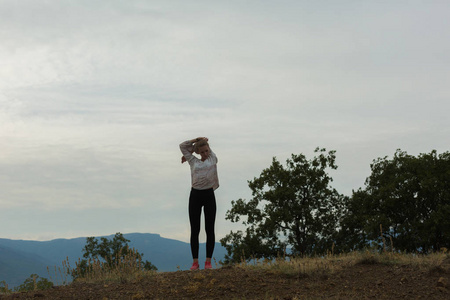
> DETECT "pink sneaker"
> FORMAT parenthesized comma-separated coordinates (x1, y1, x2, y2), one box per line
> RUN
(190, 262, 199, 270)
(205, 261, 212, 269)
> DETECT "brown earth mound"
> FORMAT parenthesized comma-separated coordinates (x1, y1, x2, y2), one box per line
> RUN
(1, 263, 449, 299)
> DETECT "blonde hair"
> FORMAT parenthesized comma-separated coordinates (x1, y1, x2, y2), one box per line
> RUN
(193, 140, 209, 154)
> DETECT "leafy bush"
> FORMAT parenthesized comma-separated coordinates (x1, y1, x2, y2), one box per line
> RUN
(71, 232, 157, 282)
(13, 274, 53, 292)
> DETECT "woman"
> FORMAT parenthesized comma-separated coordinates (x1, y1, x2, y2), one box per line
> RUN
(180, 137, 219, 270)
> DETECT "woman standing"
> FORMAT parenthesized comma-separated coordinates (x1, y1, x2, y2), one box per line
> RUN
(180, 137, 219, 270)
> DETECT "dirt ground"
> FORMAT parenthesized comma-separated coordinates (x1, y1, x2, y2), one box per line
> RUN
(2, 261, 449, 299)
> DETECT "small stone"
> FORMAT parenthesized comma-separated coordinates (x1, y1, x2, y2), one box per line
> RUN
(436, 277, 447, 288)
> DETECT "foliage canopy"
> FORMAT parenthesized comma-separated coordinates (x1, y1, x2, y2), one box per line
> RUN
(221, 148, 347, 262)
(338, 149, 450, 253)
(222, 148, 449, 262)
(72, 232, 157, 279)
(12, 274, 53, 292)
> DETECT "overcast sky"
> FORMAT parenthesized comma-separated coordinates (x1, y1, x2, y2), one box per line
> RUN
(1, 0, 449, 243)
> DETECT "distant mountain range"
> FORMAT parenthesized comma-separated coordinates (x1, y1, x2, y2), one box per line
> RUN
(0, 233, 227, 287)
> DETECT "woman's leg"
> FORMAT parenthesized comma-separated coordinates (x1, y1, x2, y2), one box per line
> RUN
(204, 190, 217, 259)
(188, 189, 202, 260)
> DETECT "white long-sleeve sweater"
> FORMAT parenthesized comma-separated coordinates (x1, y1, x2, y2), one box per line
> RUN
(180, 140, 219, 190)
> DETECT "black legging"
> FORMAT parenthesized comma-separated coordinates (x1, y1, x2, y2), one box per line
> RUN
(188, 188, 216, 259)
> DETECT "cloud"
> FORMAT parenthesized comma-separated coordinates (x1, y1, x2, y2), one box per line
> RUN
(1, 0, 449, 241)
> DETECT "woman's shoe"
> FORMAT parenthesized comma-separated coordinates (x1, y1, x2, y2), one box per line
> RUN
(190, 262, 199, 270)
(205, 261, 212, 269)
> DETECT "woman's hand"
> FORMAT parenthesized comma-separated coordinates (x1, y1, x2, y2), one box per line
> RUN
(181, 156, 187, 164)
(191, 137, 208, 143)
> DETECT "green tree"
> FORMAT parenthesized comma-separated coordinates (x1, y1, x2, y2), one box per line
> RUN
(13, 274, 53, 292)
(72, 232, 157, 278)
(220, 148, 348, 262)
(338, 149, 450, 253)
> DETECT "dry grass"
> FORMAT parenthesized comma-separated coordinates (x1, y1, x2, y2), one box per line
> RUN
(70, 248, 156, 284)
(68, 247, 448, 286)
(233, 249, 449, 279)
(2, 249, 449, 299)
(47, 257, 72, 286)
(34, 247, 449, 296)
